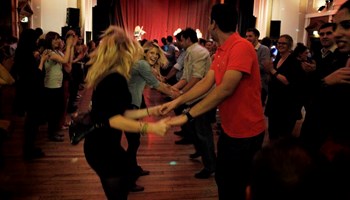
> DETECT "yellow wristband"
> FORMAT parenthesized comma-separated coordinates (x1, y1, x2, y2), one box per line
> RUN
(140, 122, 149, 136)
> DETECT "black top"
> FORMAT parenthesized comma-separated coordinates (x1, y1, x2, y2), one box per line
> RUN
(265, 54, 305, 120)
(84, 72, 132, 177)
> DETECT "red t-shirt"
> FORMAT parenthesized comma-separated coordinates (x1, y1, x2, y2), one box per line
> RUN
(211, 33, 266, 138)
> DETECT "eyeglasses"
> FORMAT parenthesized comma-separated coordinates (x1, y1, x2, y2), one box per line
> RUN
(277, 42, 288, 45)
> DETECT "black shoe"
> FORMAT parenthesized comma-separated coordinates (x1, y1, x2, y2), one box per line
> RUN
(189, 152, 201, 159)
(174, 130, 185, 137)
(129, 184, 144, 192)
(139, 169, 150, 176)
(194, 169, 214, 179)
(175, 138, 193, 145)
(136, 166, 150, 176)
(24, 148, 45, 161)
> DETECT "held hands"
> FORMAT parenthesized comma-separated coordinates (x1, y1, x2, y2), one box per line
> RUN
(169, 86, 182, 99)
(159, 100, 179, 115)
(149, 117, 171, 136)
(148, 105, 162, 116)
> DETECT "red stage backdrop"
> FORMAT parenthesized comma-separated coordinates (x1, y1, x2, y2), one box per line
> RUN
(117, 0, 218, 42)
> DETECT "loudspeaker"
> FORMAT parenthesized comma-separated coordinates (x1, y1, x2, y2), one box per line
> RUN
(270, 20, 281, 39)
(66, 8, 80, 27)
(92, 5, 110, 41)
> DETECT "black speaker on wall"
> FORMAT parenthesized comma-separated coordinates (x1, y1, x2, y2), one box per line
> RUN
(66, 8, 80, 27)
(270, 20, 281, 39)
(92, 5, 110, 41)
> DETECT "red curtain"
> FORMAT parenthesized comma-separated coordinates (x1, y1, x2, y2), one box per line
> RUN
(118, 0, 218, 42)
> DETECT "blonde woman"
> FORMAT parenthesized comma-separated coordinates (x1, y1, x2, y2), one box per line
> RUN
(142, 41, 168, 82)
(83, 26, 169, 200)
(125, 41, 179, 192)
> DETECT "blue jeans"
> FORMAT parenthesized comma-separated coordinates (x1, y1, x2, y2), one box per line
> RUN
(215, 131, 264, 200)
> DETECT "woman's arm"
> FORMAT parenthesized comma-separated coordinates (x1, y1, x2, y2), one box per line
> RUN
(108, 113, 169, 136)
(123, 105, 161, 119)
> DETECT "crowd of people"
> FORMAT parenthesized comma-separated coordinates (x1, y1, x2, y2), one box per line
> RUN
(1, 1, 350, 200)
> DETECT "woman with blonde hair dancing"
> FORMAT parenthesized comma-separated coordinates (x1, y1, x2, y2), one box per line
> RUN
(83, 26, 170, 200)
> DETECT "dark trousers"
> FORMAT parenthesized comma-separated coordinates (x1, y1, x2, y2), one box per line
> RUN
(174, 104, 194, 141)
(44, 87, 64, 137)
(124, 104, 142, 185)
(190, 108, 216, 172)
(23, 110, 41, 153)
(215, 131, 264, 200)
(67, 63, 84, 114)
(100, 176, 129, 200)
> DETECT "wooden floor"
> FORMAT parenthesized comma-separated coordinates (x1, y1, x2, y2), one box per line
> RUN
(0, 87, 220, 200)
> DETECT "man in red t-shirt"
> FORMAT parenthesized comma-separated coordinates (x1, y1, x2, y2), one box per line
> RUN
(160, 4, 266, 200)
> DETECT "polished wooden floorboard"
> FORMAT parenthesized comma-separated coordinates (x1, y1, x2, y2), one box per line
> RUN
(0, 87, 219, 200)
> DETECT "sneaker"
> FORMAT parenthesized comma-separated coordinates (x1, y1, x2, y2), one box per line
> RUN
(194, 169, 214, 179)
(136, 166, 150, 176)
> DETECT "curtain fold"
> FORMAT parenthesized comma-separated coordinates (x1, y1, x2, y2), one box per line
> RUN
(115, 0, 217, 41)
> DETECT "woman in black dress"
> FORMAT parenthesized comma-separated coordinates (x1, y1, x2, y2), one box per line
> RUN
(83, 26, 170, 200)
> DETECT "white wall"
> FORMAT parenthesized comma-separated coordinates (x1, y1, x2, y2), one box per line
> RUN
(31, 0, 77, 34)
(271, 0, 303, 45)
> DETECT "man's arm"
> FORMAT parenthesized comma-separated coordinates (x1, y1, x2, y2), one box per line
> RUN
(181, 77, 201, 93)
(165, 69, 242, 125)
(160, 70, 215, 115)
(188, 69, 242, 117)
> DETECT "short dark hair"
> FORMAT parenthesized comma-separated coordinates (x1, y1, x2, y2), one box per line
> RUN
(199, 38, 207, 46)
(182, 28, 198, 43)
(246, 28, 260, 38)
(210, 4, 238, 33)
(318, 22, 336, 32)
(166, 35, 173, 43)
(175, 31, 184, 41)
(293, 42, 308, 57)
(261, 37, 272, 47)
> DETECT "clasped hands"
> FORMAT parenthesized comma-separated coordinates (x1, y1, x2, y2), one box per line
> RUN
(147, 100, 189, 136)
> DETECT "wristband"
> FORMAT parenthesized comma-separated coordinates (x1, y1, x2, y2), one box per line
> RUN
(146, 107, 150, 116)
(140, 122, 149, 136)
(184, 110, 194, 122)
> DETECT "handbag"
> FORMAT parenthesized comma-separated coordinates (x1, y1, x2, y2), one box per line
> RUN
(69, 112, 94, 145)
